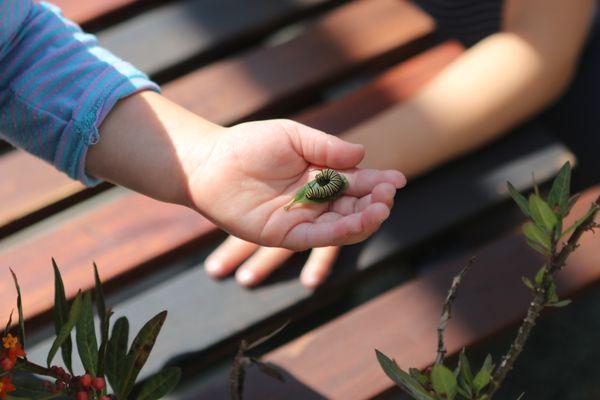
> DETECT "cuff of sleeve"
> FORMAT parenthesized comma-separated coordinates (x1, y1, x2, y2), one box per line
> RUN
(55, 72, 160, 186)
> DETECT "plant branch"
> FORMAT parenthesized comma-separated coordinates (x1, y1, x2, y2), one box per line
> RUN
(229, 340, 249, 400)
(487, 196, 600, 398)
(436, 257, 475, 365)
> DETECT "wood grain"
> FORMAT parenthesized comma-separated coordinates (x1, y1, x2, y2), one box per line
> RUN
(0, 152, 83, 229)
(97, 0, 336, 77)
(0, 188, 213, 320)
(240, 187, 600, 400)
(163, 0, 435, 123)
(297, 41, 463, 134)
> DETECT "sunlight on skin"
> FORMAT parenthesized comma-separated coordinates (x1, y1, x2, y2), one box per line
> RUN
(89, 92, 405, 253)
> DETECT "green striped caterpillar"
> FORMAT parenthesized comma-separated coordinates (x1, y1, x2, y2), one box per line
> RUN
(284, 169, 349, 211)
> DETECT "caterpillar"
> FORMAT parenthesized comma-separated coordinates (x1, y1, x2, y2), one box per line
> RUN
(306, 169, 346, 200)
(284, 169, 348, 210)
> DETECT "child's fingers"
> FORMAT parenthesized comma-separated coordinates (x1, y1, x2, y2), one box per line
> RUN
(284, 202, 390, 250)
(300, 246, 341, 288)
(341, 169, 406, 197)
(330, 183, 396, 215)
(235, 247, 295, 287)
(205, 236, 258, 278)
(286, 120, 365, 169)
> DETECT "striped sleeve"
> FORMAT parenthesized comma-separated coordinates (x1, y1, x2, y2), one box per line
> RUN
(0, 1, 160, 185)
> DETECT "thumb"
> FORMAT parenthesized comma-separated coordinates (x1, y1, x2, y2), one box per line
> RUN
(284, 120, 365, 169)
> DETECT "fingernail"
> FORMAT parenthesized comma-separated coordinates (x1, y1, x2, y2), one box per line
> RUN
(302, 274, 320, 288)
(236, 269, 255, 286)
(205, 259, 224, 275)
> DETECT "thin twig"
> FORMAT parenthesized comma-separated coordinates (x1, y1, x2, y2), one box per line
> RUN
(229, 340, 249, 400)
(487, 196, 600, 398)
(436, 257, 475, 365)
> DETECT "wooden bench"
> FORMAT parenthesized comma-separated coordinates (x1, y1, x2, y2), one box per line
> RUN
(1, 1, 594, 399)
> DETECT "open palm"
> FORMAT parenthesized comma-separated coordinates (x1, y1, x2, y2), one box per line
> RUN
(188, 119, 405, 251)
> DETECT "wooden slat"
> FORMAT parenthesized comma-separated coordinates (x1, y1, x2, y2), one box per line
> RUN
(162, 0, 435, 123)
(297, 41, 464, 134)
(25, 128, 573, 383)
(0, 42, 460, 323)
(97, 0, 338, 77)
(0, 152, 83, 231)
(0, 0, 434, 236)
(48, 0, 141, 25)
(237, 187, 600, 400)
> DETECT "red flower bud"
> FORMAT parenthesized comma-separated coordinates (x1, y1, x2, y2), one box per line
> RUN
(55, 381, 66, 391)
(100, 396, 111, 400)
(92, 377, 105, 390)
(80, 374, 92, 388)
(76, 391, 89, 400)
(1, 357, 15, 371)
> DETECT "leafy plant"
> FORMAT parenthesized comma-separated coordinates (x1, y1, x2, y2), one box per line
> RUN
(229, 323, 287, 400)
(1, 261, 181, 399)
(376, 162, 600, 399)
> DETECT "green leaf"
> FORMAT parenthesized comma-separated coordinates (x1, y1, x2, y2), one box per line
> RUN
(250, 358, 285, 382)
(93, 263, 107, 334)
(523, 223, 550, 250)
(93, 263, 110, 376)
(507, 182, 531, 218)
(106, 317, 129, 394)
(457, 385, 472, 399)
(410, 368, 429, 387)
(473, 355, 493, 394)
(76, 291, 98, 375)
(532, 172, 540, 196)
(525, 240, 551, 256)
(47, 292, 82, 367)
(567, 194, 581, 214)
(534, 266, 547, 285)
(529, 194, 558, 233)
(10, 372, 63, 398)
(119, 311, 168, 399)
(547, 299, 572, 308)
(458, 349, 473, 388)
(431, 364, 457, 400)
(52, 259, 72, 373)
(546, 282, 559, 303)
(4, 309, 13, 338)
(375, 350, 434, 400)
(561, 206, 599, 239)
(9, 268, 25, 350)
(247, 321, 289, 350)
(521, 277, 534, 290)
(547, 162, 571, 214)
(136, 367, 181, 400)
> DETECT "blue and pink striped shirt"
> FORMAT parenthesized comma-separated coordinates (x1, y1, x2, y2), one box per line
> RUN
(0, 0, 159, 185)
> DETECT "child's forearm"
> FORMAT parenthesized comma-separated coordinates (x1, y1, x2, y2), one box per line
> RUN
(87, 91, 222, 206)
(344, 0, 594, 178)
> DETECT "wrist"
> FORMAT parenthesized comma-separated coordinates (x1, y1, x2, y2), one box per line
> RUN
(88, 91, 224, 208)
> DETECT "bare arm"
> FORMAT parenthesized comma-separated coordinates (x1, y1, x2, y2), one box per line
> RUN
(344, 0, 596, 177)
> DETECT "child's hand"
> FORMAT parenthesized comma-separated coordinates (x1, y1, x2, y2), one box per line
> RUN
(187, 119, 405, 251)
(91, 92, 404, 251)
(206, 234, 343, 288)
